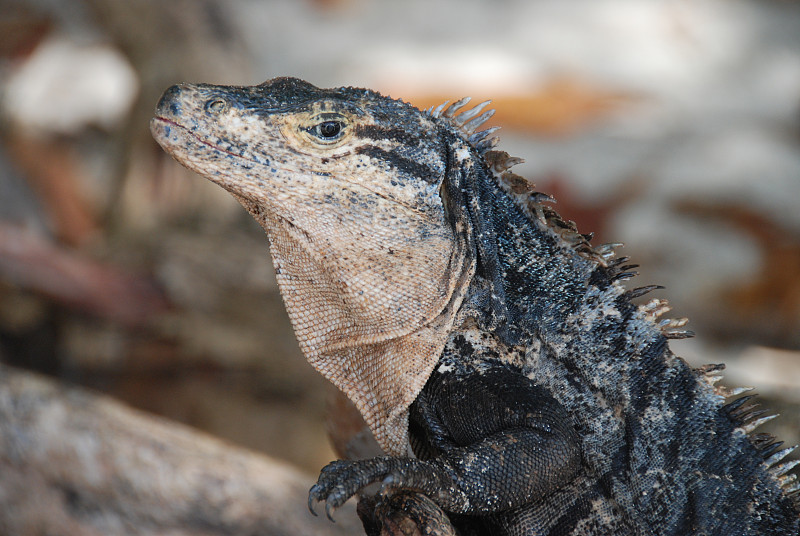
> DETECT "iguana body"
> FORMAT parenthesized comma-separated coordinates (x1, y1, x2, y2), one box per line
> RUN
(151, 77, 800, 535)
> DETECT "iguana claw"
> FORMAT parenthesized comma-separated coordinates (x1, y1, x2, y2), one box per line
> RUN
(307, 491, 318, 516)
(325, 501, 337, 522)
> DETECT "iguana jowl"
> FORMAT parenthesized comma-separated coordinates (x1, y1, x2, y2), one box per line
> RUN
(151, 77, 800, 535)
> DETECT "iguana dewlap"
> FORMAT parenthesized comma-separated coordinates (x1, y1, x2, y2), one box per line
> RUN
(152, 77, 800, 535)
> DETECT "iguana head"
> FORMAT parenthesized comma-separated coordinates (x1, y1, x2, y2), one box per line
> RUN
(151, 77, 476, 455)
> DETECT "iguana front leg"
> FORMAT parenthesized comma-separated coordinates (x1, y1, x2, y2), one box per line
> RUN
(309, 366, 582, 522)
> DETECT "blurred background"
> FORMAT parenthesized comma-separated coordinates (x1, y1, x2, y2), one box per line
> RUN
(0, 0, 799, 478)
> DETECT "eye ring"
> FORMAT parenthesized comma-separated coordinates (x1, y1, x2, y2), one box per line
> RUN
(205, 99, 227, 114)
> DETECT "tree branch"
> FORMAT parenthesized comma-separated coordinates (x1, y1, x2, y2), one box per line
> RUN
(0, 364, 361, 536)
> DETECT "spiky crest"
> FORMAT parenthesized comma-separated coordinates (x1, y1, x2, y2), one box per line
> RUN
(427, 97, 500, 153)
(428, 97, 696, 340)
(723, 391, 800, 502)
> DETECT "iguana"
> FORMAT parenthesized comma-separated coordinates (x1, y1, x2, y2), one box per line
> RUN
(151, 77, 800, 535)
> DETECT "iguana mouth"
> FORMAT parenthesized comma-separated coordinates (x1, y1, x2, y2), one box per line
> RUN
(152, 116, 249, 163)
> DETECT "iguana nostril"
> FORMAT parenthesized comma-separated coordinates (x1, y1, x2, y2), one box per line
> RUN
(155, 84, 187, 116)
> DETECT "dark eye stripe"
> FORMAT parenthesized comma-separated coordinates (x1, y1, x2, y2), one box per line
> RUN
(354, 145, 439, 184)
(354, 125, 420, 145)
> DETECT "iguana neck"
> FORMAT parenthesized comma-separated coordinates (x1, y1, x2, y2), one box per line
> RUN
(458, 164, 666, 374)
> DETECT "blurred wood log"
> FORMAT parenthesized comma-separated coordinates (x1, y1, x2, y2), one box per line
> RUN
(0, 224, 168, 327)
(0, 364, 361, 536)
(7, 136, 98, 246)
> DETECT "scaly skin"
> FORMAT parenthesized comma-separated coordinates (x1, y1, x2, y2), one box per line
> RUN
(151, 77, 800, 535)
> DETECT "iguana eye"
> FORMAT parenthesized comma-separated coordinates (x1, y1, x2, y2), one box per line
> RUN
(312, 121, 344, 140)
(292, 112, 351, 149)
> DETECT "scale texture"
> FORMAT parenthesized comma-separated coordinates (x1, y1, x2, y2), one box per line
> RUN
(151, 77, 800, 535)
